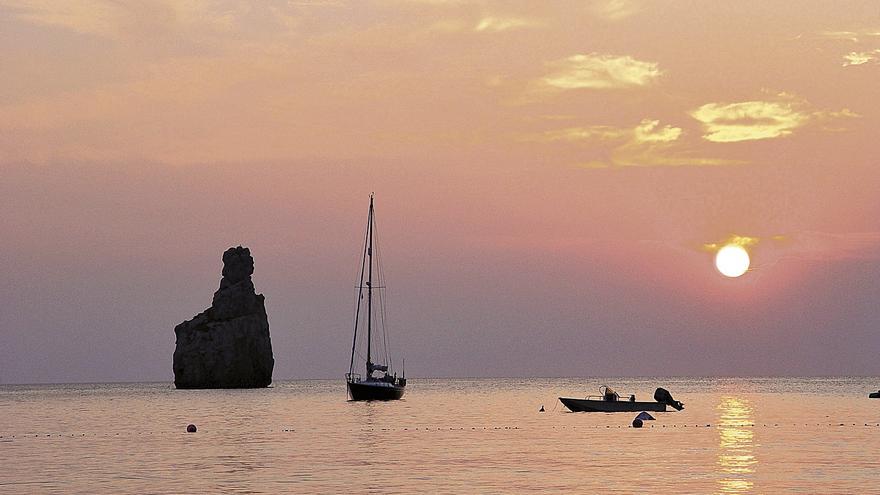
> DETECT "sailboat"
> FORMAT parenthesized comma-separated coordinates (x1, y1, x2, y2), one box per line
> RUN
(345, 194, 407, 401)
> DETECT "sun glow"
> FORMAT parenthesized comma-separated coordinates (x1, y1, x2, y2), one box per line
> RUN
(715, 245, 750, 278)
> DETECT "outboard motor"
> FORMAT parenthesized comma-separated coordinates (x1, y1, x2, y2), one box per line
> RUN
(654, 387, 684, 410)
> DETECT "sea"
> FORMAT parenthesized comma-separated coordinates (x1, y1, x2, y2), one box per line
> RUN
(1, 377, 879, 494)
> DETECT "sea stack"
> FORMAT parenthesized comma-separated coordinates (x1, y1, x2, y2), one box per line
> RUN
(173, 246, 274, 388)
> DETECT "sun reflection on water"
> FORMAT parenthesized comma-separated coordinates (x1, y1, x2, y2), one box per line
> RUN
(717, 396, 756, 494)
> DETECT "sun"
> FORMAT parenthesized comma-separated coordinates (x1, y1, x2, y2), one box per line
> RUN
(715, 244, 750, 278)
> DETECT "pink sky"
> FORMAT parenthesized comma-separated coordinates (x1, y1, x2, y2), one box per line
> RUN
(1, 1, 879, 383)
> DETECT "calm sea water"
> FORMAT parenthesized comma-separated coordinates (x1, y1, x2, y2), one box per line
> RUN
(2, 377, 879, 494)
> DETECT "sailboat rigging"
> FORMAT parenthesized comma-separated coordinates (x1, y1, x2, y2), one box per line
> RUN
(345, 194, 406, 401)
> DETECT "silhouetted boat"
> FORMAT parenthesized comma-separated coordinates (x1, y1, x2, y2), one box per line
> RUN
(345, 194, 407, 401)
(559, 386, 683, 413)
(870, 390, 880, 399)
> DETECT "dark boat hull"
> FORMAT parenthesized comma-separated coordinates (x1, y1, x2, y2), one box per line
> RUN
(559, 397, 667, 412)
(347, 381, 405, 401)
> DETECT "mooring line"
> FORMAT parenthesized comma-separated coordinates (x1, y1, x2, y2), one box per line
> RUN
(3, 422, 879, 440)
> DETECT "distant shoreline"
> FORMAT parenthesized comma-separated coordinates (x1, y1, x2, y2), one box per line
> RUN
(3, 375, 879, 387)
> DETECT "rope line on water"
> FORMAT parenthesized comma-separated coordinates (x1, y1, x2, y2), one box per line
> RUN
(3, 422, 879, 440)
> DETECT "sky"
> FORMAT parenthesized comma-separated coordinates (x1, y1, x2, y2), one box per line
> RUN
(1, 0, 879, 383)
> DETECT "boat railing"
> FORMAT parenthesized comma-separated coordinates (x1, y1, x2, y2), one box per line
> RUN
(345, 373, 361, 383)
(584, 395, 602, 400)
(583, 394, 638, 402)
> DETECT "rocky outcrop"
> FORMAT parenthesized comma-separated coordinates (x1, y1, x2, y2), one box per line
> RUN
(173, 246, 274, 388)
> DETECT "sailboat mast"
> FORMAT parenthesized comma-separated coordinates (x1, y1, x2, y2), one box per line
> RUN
(366, 194, 374, 376)
(348, 206, 369, 377)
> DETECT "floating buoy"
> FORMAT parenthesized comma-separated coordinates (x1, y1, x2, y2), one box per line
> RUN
(539, 405, 545, 412)
(632, 418, 643, 428)
(186, 424, 197, 433)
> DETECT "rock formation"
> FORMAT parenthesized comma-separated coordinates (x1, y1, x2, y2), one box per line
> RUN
(173, 246, 274, 388)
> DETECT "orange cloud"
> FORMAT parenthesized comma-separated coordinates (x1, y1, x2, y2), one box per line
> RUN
(692, 93, 861, 143)
(818, 29, 880, 43)
(542, 53, 661, 90)
(2, 0, 129, 37)
(842, 50, 880, 66)
(703, 235, 761, 252)
(474, 17, 540, 32)
(535, 125, 627, 142)
(590, 0, 640, 21)
(531, 119, 740, 168)
(691, 99, 810, 143)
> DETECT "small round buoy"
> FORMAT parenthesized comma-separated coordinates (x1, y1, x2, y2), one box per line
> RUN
(186, 424, 197, 433)
(632, 418, 643, 428)
(539, 405, 545, 412)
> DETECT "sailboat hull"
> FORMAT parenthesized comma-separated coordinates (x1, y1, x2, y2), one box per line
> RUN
(347, 381, 405, 401)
